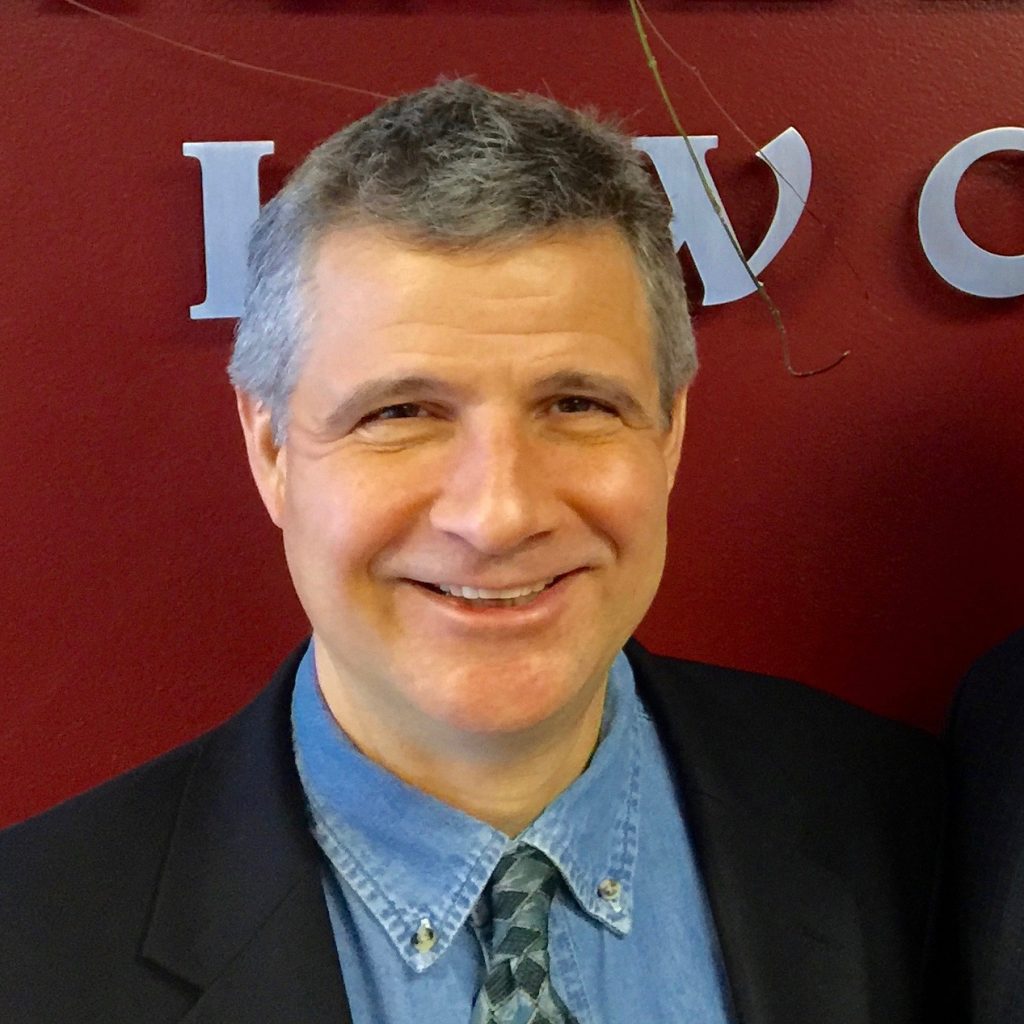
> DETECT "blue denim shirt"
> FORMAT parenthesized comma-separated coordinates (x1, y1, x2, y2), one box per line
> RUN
(292, 644, 733, 1024)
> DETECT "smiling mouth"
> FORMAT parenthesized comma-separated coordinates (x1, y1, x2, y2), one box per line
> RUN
(410, 575, 568, 608)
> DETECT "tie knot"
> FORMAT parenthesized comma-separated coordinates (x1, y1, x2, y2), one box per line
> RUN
(490, 845, 559, 913)
(484, 845, 560, 955)
(472, 845, 579, 1024)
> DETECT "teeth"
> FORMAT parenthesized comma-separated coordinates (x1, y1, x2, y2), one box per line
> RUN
(437, 579, 553, 600)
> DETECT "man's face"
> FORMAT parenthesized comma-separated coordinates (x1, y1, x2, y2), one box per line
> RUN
(239, 224, 686, 758)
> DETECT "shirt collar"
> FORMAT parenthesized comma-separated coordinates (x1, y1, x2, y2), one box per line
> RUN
(292, 644, 642, 972)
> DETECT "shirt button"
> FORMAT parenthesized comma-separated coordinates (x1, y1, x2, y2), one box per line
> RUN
(597, 878, 622, 902)
(411, 918, 437, 953)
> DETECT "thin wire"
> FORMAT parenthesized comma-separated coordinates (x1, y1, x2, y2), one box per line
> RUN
(637, 0, 808, 210)
(58, 0, 392, 101)
(60, 0, 850, 375)
(637, 0, 884, 322)
(627, 0, 850, 377)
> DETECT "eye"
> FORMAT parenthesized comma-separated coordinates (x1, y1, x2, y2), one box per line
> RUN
(552, 395, 615, 415)
(361, 402, 428, 424)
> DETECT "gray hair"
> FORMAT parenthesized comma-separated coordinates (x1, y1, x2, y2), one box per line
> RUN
(229, 79, 696, 439)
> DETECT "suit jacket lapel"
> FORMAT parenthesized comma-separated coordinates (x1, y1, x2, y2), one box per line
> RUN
(628, 641, 870, 1024)
(140, 645, 351, 1024)
(175, 871, 350, 1024)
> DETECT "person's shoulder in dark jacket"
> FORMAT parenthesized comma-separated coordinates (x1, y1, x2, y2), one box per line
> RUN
(633, 640, 943, 811)
(947, 627, 1024, 1024)
(0, 736, 207, 1021)
(632, 641, 945, 1014)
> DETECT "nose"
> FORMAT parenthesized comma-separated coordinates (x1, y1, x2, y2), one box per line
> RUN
(429, 416, 557, 555)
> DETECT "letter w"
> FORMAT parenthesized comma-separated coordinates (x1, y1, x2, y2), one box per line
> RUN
(635, 129, 811, 306)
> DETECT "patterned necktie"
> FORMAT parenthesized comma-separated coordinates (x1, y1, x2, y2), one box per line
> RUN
(470, 844, 579, 1024)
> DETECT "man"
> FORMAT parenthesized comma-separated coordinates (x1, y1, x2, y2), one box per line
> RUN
(947, 626, 1024, 1023)
(2, 81, 942, 1023)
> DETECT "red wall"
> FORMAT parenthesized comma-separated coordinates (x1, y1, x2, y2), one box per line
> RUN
(3, 0, 1023, 826)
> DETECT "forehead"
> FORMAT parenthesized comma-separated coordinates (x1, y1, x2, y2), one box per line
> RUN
(304, 224, 652, 350)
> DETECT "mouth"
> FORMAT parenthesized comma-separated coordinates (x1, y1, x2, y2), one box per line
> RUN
(408, 573, 572, 608)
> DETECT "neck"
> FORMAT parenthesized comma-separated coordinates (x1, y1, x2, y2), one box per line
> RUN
(386, 700, 606, 835)
(314, 653, 608, 836)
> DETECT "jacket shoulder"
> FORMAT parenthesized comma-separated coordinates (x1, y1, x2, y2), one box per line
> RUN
(1, 735, 202, 881)
(627, 642, 944, 1021)
(0, 739, 207, 1021)
(950, 626, 1024, 746)
(627, 640, 943, 876)
(0, 646, 308, 1023)
(945, 628, 1024, 1024)
(628, 640, 941, 777)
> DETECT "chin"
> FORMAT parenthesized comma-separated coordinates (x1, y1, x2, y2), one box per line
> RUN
(413, 649, 604, 738)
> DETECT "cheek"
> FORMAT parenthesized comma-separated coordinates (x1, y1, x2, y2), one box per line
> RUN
(567, 445, 672, 552)
(280, 464, 375, 588)
(570, 448, 672, 634)
(281, 457, 430, 586)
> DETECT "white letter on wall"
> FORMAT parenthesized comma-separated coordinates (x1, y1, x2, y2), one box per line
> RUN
(635, 128, 811, 305)
(183, 140, 274, 319)
(918, 127, 1024, 299)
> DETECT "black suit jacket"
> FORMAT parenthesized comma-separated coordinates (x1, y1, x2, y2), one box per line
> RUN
(947, 627, 1024, 1024)
(1, 642, 942, 1023)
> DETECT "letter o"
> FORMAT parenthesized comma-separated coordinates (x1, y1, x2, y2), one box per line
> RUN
(918, 127, 1024, 298)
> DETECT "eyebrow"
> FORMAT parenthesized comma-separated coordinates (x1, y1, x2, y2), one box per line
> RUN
(319, 375, 457, 434)
(317, 369, 653, 434)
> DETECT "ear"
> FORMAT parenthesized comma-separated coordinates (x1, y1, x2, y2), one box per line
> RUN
(661, 388, 688, 490)
(236, 390, 287, 528)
